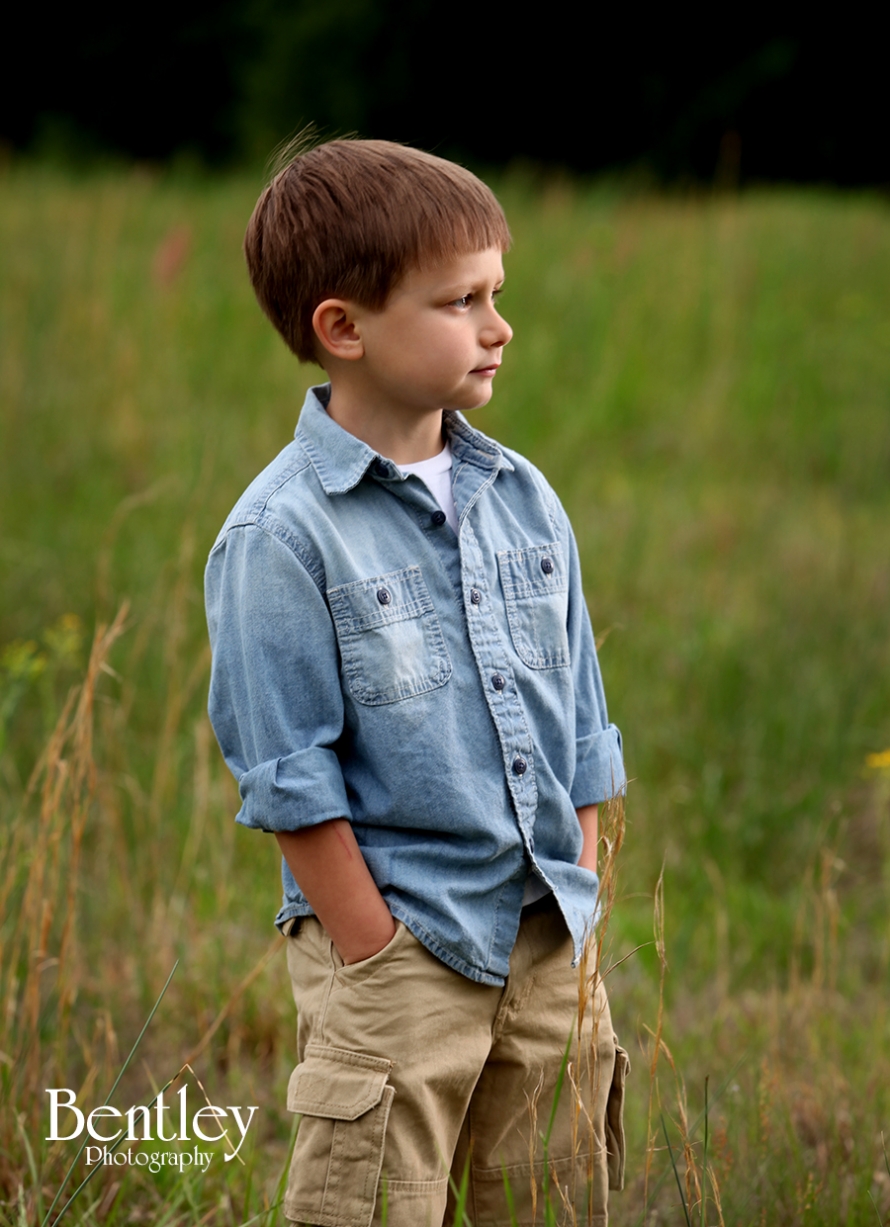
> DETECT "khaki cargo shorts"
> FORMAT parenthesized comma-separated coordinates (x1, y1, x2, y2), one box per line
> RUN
(284, 895, 628, 1227)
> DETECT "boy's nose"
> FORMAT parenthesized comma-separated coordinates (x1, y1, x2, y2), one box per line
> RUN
(485, 311, 513, 349)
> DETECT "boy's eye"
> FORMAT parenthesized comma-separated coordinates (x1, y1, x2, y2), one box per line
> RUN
(450, 288, 503, 308)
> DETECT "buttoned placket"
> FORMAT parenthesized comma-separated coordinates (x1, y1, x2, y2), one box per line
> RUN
(369, 445, 544, 872)
(458, 518, 538, 844)
(450, 450, 544, 872)
(367, 456, 459, 541)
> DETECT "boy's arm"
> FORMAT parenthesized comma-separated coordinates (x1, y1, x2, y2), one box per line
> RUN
(206, 523, 394, 961)
(275, 821, 396, 964)
(544, 481, 626, 810)
(575, 804, 599, 873)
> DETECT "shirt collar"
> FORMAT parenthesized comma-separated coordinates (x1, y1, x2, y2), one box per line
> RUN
(296, 384, 514, 497)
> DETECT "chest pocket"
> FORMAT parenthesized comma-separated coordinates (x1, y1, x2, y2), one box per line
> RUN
(327, 566, 452, 705)
(497, 542, 570, 669)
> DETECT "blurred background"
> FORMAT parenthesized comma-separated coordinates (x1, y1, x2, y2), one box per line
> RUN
(3, 3, 888, 184)
(1, 8, 889, 1226)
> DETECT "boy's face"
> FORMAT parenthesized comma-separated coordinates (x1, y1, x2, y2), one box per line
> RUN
(345, 247, 512, 416)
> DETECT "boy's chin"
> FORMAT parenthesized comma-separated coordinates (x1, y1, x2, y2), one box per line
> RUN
(452, 391, 494, 414)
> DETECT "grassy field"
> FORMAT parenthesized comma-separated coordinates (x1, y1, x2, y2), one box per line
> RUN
(1, 164, 889, 1225)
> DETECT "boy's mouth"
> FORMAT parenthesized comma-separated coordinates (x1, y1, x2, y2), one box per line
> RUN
(472, 364, 500, 376)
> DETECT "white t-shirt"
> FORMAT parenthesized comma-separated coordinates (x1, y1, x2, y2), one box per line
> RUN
(397, 443, 459, 534)
(397, 441, 550, 909)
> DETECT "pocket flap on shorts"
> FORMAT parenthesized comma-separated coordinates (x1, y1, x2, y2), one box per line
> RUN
(287, 1044, 393, 1121)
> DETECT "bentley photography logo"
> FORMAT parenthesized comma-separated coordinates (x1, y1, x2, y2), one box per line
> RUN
(46, 1082, 259, 1175)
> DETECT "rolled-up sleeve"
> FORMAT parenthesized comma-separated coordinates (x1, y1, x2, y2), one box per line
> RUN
(559, 503, 626, 805)
(205, 522, 351, 832)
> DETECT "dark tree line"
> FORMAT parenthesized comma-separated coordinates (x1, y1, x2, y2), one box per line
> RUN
(3, 2, 887, 184)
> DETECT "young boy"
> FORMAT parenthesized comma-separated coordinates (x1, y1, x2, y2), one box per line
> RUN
(205, 138, 628, 1227)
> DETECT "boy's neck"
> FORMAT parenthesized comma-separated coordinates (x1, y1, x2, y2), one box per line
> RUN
(324, 383, 445, 466)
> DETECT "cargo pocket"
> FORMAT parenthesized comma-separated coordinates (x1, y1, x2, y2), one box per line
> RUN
(285, 1044, 395, 1227)
(606, 1041, 630, 1191)
(497, 543, 570, 669)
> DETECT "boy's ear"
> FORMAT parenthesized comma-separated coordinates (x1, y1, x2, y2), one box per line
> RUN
(312, 299, 364, 361)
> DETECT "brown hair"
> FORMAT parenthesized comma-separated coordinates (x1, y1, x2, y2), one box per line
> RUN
(243, 138, 511, 364)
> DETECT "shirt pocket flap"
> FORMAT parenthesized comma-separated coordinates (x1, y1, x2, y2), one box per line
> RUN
(287, 1044, 393, 1121)
(328, 565, 435, 632)
(497, 542, 568, 600)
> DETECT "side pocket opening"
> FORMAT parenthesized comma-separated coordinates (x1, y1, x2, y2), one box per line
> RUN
(285, 1044, 395, 1227)
(606, 1040, 630, 1192)
(606, 1040, 628, 1192)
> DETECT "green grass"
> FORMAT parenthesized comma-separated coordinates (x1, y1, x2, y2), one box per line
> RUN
(1, 162, 889, 1224)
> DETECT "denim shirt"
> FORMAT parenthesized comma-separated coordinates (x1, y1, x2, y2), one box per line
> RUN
(205, 386, 625, 985)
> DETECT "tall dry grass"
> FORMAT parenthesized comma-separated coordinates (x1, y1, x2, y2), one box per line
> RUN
(1, 608, 128, 1150)
(0, 589, 295, 1224)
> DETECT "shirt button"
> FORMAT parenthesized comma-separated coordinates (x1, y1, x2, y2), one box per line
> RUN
(512, 755, 528, 776)
(470, 588, 482, 605)
(376, 588, 391, 605)
(491, 673, 506, 691)
(374, 458, 389, 477)
(431, 510, 447, 527)
(541, 556, 554, 575)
